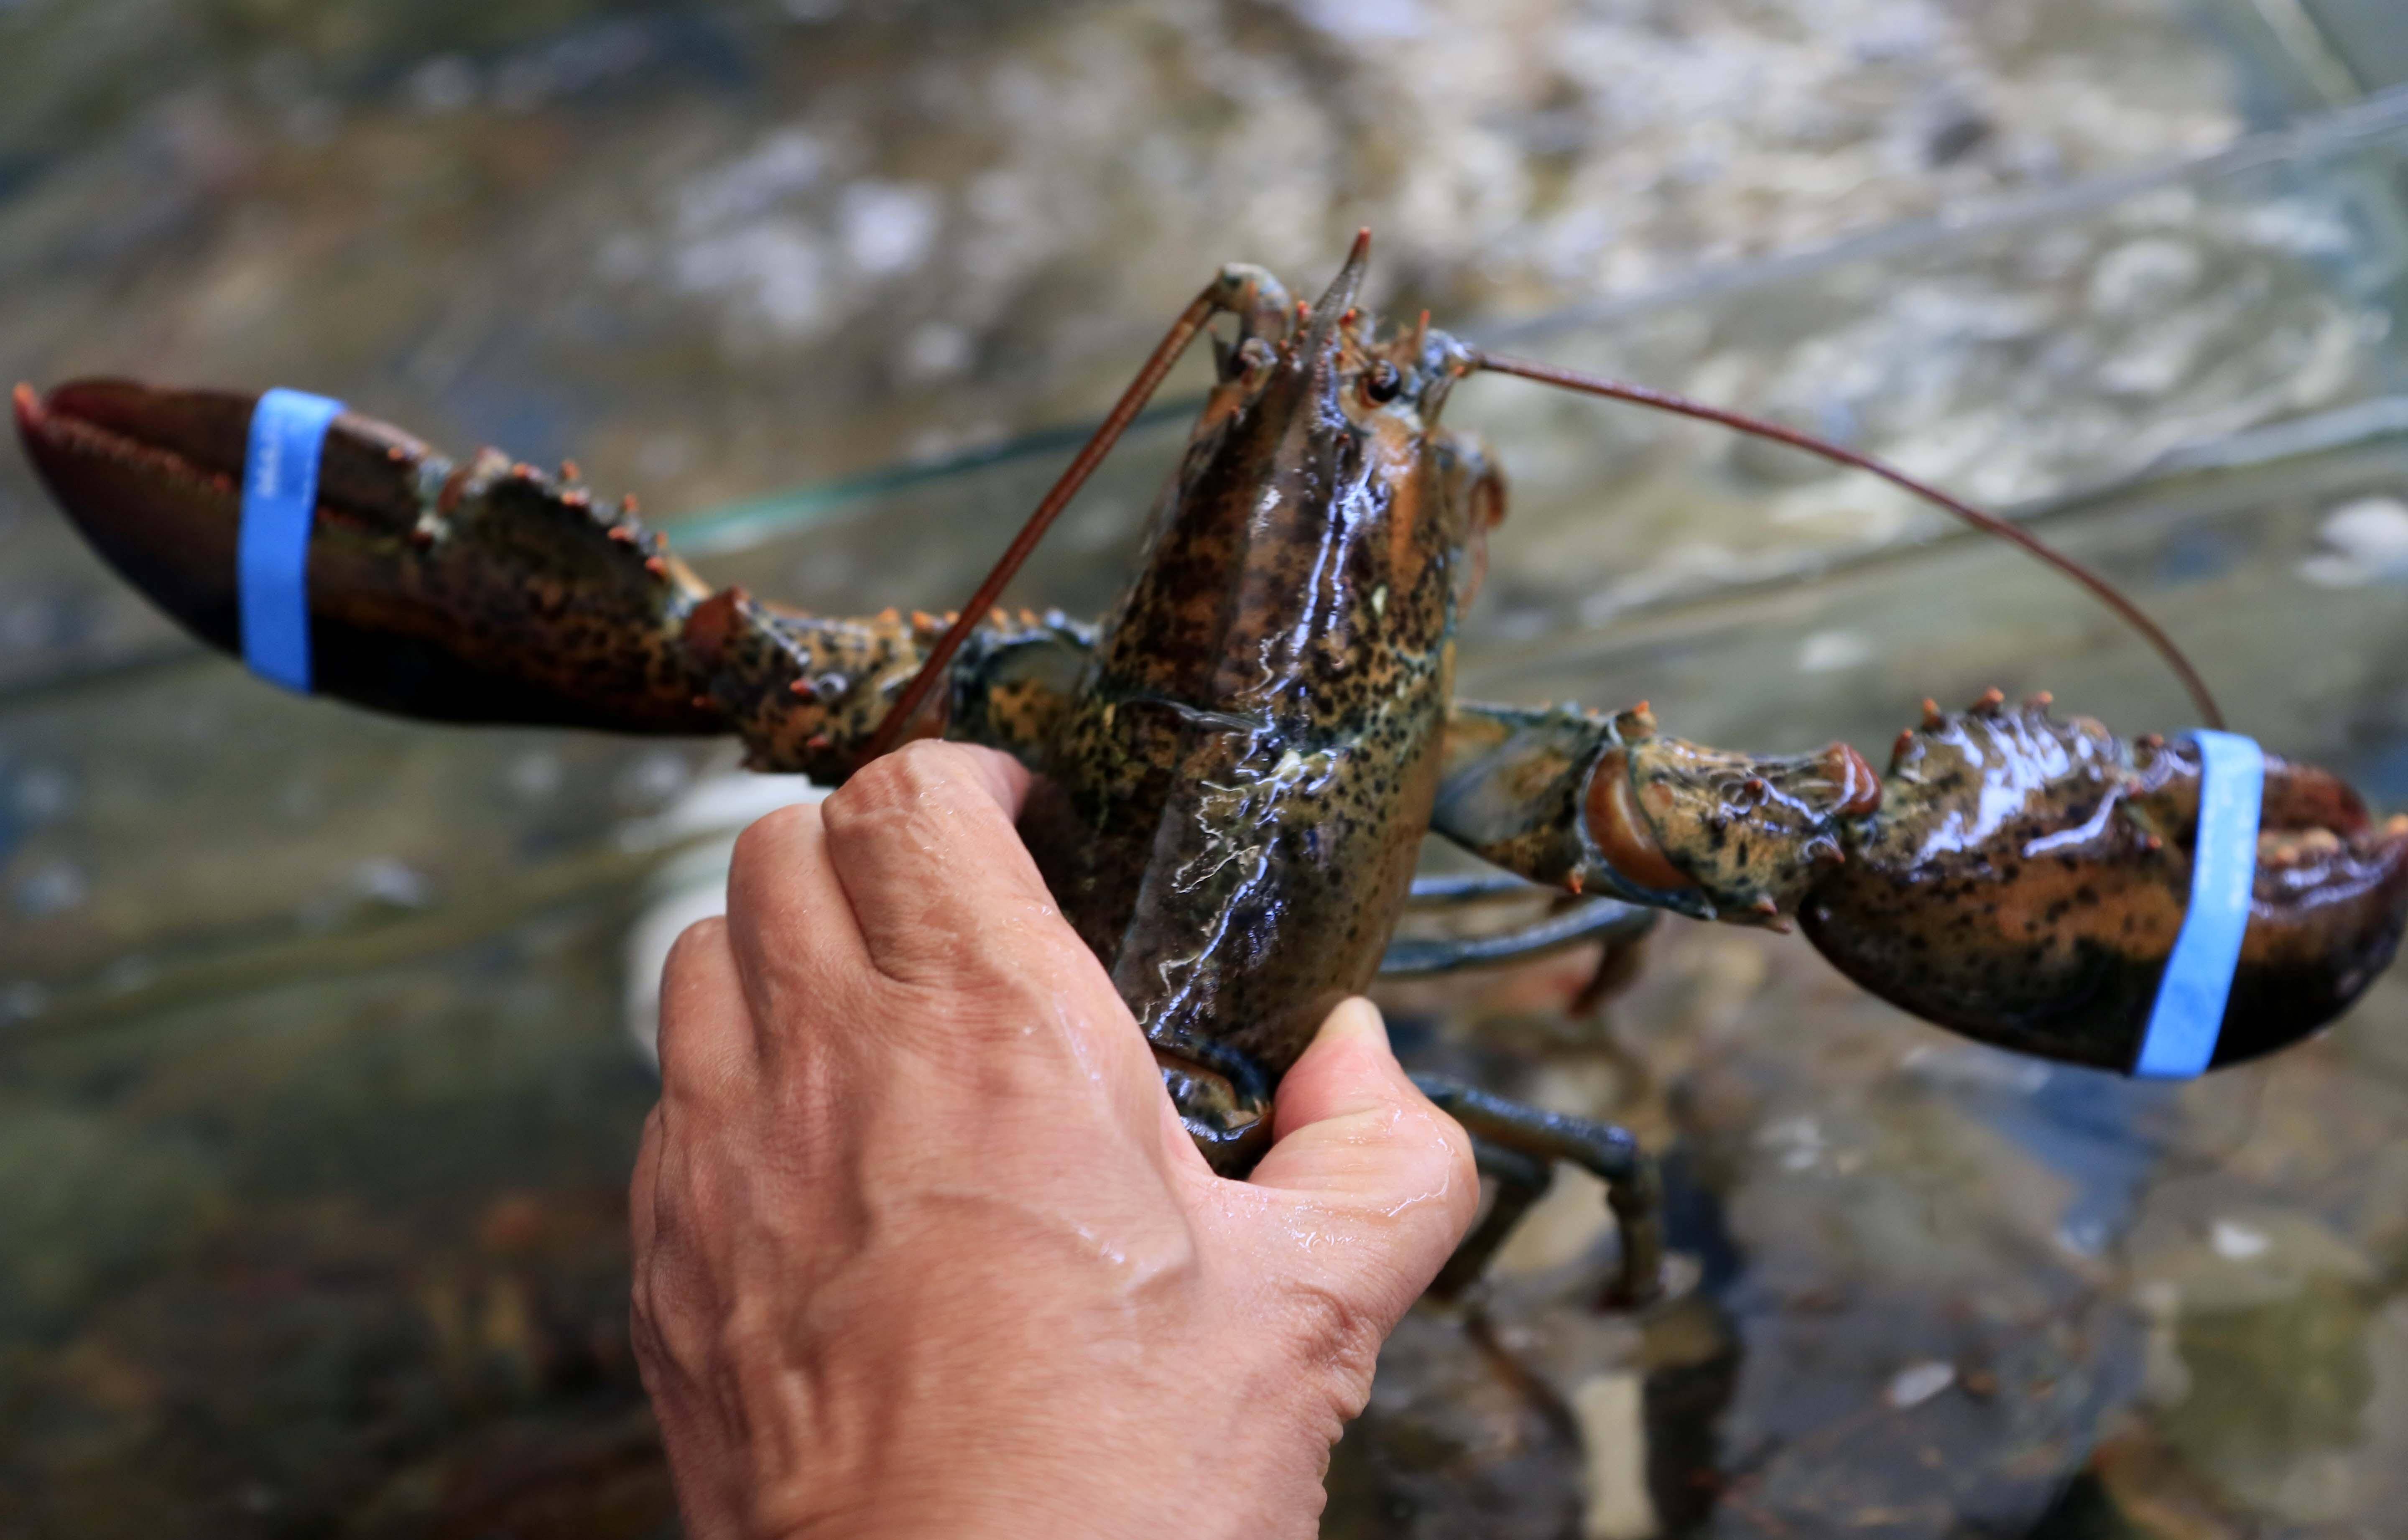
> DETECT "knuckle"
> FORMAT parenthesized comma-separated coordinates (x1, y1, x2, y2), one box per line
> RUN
(661, 915, 729, 984)
(825, 741, 1014, 846)
(891, 737, 987, 780)
(729, 800, 815, 877)
(653, 919, 737, 1076)
(827, 740, 964, 821)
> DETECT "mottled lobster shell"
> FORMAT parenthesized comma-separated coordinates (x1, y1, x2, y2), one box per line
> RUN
(1797, 700, 2408, 1071)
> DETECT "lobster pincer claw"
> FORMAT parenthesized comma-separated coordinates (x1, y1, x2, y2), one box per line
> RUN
(14, 378, 722, 732)
(1798, 695, 2408, 1071)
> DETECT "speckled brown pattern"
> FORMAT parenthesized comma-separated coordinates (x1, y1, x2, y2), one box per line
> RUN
(22, 269, 2408, 1127)
(680, 590, 1092, 783)
(15, 378, 1076, 785)
(1015, 251, 1503, 1167)
(1622, 731, 1879, 922)
(14, 275, 1505, 1173)
(1428, 700, 1875, 925)
(17, 378, 722, 732)
(1799, 697, 2408, 1070)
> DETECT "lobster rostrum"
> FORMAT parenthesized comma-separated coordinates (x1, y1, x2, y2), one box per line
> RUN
(17, 232, 2408, 1307)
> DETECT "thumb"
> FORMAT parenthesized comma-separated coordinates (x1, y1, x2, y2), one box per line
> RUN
(1245, 998, 1479, 1265)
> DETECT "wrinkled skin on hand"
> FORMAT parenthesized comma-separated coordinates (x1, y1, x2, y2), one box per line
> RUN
(630, 742, 1479, 1540)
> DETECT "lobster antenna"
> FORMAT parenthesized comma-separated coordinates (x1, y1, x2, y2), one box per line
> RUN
(1473, 353, 2223, 729)
(865, 228, 1377, 761)
(862, 288, 1233, 760)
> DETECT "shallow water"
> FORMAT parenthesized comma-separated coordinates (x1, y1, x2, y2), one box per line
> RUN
(5, 2, 2408, 1536)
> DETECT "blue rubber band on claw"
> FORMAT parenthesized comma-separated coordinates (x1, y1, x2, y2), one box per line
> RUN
(238, 388, 345, 693)
(2133, 729, 2265, 1079)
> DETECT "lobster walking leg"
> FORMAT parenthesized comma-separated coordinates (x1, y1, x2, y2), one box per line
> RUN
(1427, 1140, 1553, 1302)
(1378, 897, 1655, 977)
(1412, 1076, 1663, 1308)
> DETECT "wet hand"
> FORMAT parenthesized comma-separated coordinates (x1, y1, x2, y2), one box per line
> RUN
(630, 742, 1479, 1540)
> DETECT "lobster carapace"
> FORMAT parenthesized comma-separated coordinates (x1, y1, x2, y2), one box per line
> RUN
(17, 233, 2408, 1305)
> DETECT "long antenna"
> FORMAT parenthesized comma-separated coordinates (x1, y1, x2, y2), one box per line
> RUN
(1474, 353, 2222, 729)
(862, 288, 1225, 761)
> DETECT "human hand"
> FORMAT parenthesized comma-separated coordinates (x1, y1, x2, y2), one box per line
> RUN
(629, 742, 1479, 1540)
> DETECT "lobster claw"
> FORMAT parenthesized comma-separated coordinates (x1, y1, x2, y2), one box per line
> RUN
(1798, 696, 2408, 1072)
(14, 378, 719, 731)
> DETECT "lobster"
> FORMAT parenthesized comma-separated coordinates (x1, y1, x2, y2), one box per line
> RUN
(16, 232, 2408, 1308)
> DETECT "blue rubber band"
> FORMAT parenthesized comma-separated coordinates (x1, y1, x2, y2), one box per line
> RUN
(238, 388, 345, 693)
(2133, 730, 2265, 1079)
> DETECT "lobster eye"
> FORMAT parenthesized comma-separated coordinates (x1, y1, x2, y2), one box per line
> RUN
(1362, 360, 1402, 405)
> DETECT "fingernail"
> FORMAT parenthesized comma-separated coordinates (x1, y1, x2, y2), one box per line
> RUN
(1319, 995, 1387, 1046)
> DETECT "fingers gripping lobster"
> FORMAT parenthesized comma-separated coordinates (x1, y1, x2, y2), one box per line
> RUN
(18, 234, 2408, 1306)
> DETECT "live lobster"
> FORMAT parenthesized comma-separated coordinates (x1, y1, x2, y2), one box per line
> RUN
(17, 232, 2408, 1306)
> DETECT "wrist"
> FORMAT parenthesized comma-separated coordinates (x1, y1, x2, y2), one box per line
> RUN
(747, 1403, 1334, 1540)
